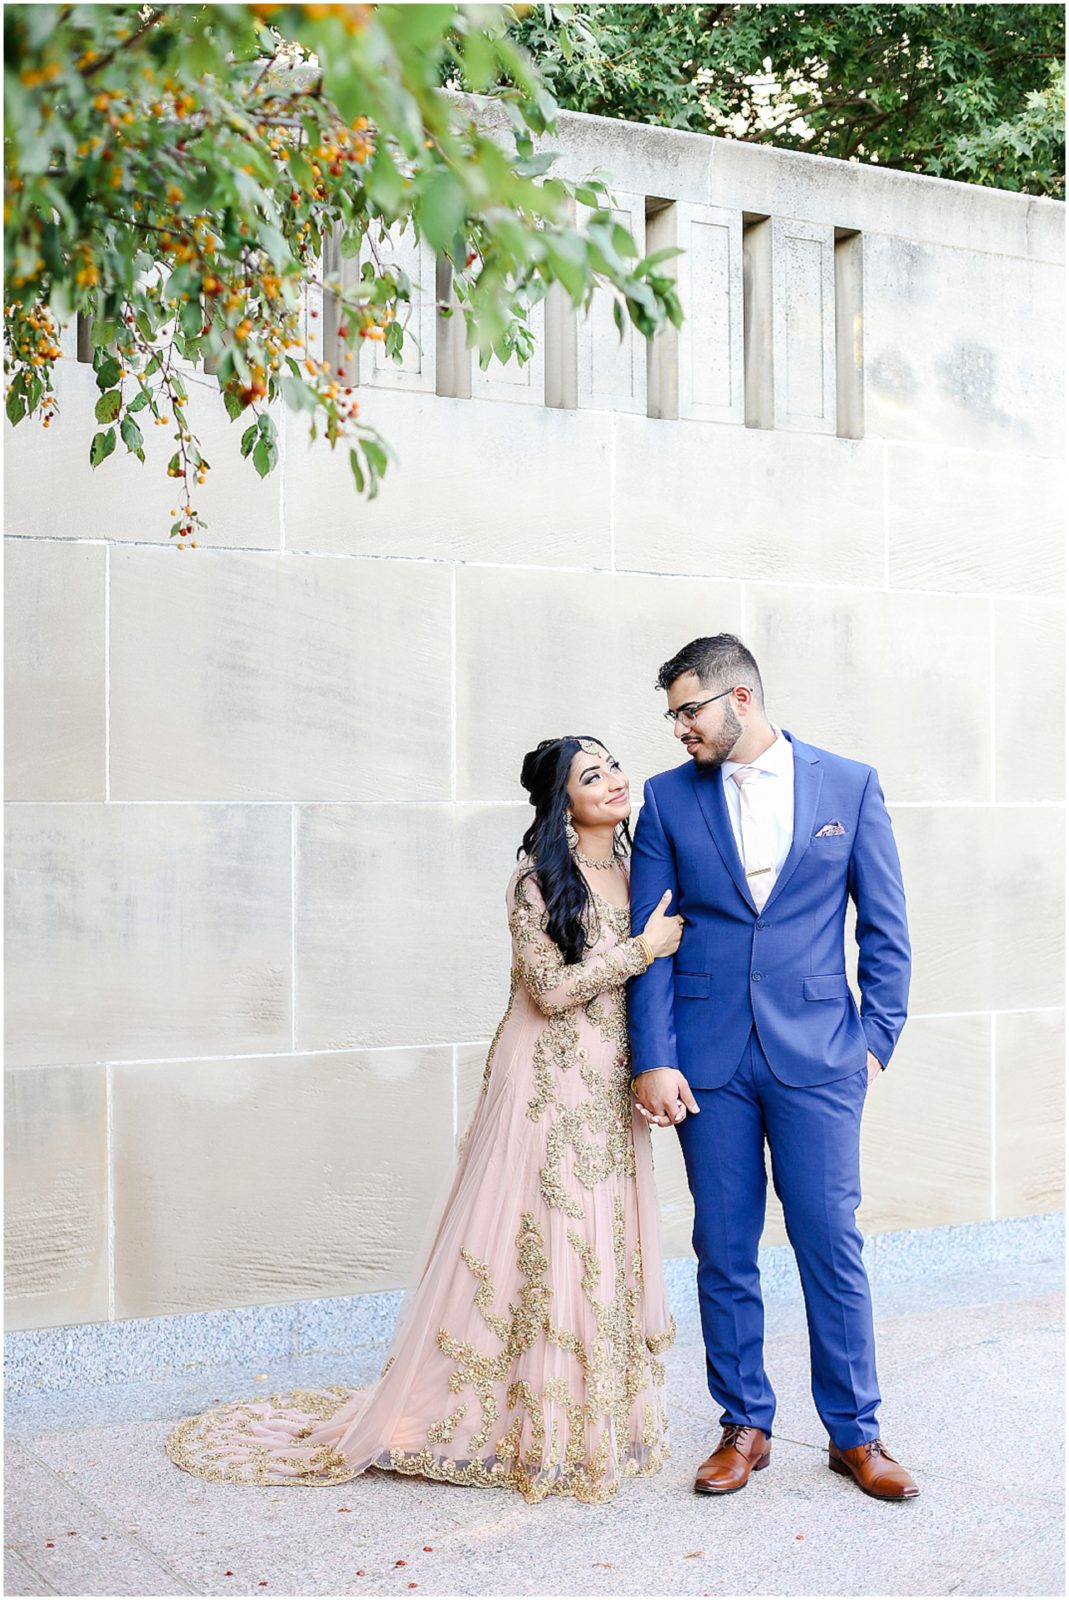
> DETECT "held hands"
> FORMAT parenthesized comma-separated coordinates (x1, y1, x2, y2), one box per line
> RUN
(632, 1068, 700, 1128)
(635, 1054, 879, 1130)
(642, 890, 684, 960)
(632, 894, 686, 1126)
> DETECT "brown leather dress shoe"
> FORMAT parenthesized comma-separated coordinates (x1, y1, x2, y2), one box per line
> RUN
(829, 1438, 920, 1500)
(694, 1424, 771, 1494)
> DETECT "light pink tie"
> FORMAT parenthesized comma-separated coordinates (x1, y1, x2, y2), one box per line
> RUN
(732, 766, 775, 911)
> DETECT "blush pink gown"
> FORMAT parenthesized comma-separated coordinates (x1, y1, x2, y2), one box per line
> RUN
(166, 861, 676, 1505)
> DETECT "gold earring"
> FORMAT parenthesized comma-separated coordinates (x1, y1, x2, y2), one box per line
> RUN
(564, 816, 579, 850)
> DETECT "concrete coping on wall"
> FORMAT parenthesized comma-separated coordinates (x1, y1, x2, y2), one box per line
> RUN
(455, 95, 1066, 265)
(5, 1211, 1063, 1398)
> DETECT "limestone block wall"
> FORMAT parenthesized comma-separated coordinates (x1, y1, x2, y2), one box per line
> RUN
(4, 111, 1064, 1331)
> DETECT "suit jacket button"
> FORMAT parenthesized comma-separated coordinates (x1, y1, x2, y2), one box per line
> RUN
(755, 919, 766, 930)
(751, 972, 762, 982)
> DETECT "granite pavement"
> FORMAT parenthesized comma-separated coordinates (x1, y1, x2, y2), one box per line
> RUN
(4, 1263, 1063, 1599)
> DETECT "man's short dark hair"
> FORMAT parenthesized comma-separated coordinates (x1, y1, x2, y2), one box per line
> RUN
(656, 634, 764, 702)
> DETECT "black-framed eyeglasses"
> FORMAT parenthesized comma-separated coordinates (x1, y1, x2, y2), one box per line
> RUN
(663, 687, 736, 726)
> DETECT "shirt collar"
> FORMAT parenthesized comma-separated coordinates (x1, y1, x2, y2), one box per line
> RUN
(721, 724, 792, 780)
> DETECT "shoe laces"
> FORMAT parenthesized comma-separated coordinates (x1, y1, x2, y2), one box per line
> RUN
(721, 1424, 753, 1451)
(863, 1438, 897, 1463)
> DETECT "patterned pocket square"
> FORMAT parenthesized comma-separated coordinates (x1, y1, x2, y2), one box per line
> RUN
(814, 820, 846, 837)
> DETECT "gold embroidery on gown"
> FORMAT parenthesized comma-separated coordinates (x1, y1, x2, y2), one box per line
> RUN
(166, 862, 675, 1504)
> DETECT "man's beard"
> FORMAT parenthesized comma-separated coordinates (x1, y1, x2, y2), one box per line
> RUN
(688, 702, 743, 769)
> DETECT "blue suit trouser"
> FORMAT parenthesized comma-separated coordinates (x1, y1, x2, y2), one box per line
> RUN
(675, 1025, 881, 1449)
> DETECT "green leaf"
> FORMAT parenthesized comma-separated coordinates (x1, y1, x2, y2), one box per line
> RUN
(120, 415, 144, 457)
(280, 375, 318, 411)
(223, 388, 244, 421)
(95, 357, 120, 392)
(288, 149, 314, 191)
(641, 246, 684, 269)
(384, 320, 404, 361)
(611, 221, 639, 259)
(462, 28, 495, 92)
(6, 390, 27, 426)
(94, 390, 122, 424)
(366, 148, 405, 215)
(126, 388, 150, 414)
(325, 66, 369, 126)
(240, 422, 258, 458)
(179, 299, 203, 339)
(544, 232, 588, 300)
(259, 224, 289, 271)
(418, 172, 466, 253)
(89, 429, 116, 469)
(361, 436, 389, 477)
(384, 4, 453, 50)
(514, 150, 559, 179)
(348, 446, 365, 493)
(249, 416, 278, 475)
(48, 277, 73, 323)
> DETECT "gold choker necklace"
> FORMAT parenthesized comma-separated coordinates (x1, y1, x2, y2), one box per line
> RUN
(573, 848, 617, 870)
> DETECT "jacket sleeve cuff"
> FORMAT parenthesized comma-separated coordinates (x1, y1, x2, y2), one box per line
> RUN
(863, 1022, 895, 1070)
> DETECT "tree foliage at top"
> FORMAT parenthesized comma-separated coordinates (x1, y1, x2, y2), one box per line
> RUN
(4, 3, 682, 543)
(504, 4, 1065, 198)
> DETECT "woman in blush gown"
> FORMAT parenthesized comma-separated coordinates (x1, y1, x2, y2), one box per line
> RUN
(166, 735, 684, 1505)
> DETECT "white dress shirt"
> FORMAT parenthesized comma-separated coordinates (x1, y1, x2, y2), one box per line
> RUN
(720, 724, 795, 886)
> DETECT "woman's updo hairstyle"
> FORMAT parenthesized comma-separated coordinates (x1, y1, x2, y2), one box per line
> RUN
(517, 735, 631, 964)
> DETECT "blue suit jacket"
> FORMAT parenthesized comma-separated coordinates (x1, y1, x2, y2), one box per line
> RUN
(627, 731, 911, 1089)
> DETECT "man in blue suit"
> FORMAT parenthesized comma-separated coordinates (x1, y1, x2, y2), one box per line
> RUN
(629, 634, 919, 1502)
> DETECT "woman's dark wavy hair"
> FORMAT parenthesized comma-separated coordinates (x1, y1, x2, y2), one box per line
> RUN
(517, 736, 632, 964)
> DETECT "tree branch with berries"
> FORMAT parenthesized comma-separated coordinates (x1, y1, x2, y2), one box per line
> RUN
(4, 2, 683, 545)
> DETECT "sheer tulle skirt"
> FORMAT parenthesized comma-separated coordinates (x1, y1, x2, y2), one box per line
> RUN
(167, 924, 675, 1504)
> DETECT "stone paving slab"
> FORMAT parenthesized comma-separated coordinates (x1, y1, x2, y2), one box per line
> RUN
(2, 1549, 58, 1597)
(3, 1440, 193, 1596)
(766, 1294, 1064, 1496)
(24, 1418, 477, 1596)
(949, 1521, 1065, 1598)
(3, 1288, 1063, 1598)
(338, 1447, 1055, 1598)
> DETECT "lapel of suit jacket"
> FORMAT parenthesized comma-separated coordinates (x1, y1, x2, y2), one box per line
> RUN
(691, 761, 755, 911)
(761, 728, 823, 913)
(689, 728, 824, 915)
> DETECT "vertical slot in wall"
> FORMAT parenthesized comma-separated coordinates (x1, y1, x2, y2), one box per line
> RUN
(645, 196, 678, 420)
(544, 194, 578, 410)
(742, 213, 773, 430)
(435, 255, 471, 400)
(834, 227, 865, 439)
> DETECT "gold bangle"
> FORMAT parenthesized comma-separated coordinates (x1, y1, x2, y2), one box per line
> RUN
(635, 934, 655, 969)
